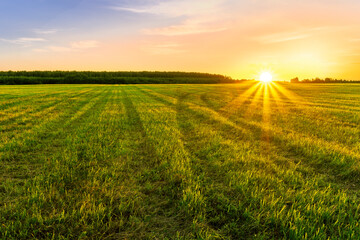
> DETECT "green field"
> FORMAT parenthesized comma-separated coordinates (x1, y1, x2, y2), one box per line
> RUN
(1, 82, 360, 239)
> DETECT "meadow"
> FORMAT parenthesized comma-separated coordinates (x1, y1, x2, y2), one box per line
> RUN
(1, 82, 360, 239)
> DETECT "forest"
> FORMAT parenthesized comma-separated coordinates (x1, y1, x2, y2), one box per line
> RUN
(0, 71, 240, 85)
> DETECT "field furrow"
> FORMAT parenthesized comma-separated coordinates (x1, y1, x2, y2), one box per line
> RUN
(1, 83, 360, 239)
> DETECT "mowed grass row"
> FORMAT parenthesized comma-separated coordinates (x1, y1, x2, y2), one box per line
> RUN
(1, 83, 360, 239)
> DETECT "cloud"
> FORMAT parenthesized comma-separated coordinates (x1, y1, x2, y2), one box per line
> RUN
(33, 46, 73, 53)
(143, 43, 186, 55)
(255, 27, 332, 44)
(349, 38, 360, 42)
(111, 0, 229, 36)
(32, 46, 72, 52)
(110, 7, 149, 14)
(48, 46, 74, 52)
(33, 40, 99, 53)
(110, 0, 225, 17)
(257, 33, 310, 44)
(33, 29, 58, 35)
(144, 20, 227, 36)
(0, 37, 46, 45)
(70, 40, 99, 49)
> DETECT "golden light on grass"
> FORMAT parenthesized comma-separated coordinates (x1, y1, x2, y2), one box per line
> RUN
(219, 81, 261, 118)
(259, 72, 273, 83)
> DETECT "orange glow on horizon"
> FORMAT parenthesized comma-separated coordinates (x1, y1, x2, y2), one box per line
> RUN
(1, 1, 360, 80)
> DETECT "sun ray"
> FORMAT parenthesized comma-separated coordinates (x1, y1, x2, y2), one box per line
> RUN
(268, 82, 288, 115)
(219, 81, 262, 118)
(243, 83, 264, 119)
(271, 83, 310, 109)
(261, 83, 271, 154)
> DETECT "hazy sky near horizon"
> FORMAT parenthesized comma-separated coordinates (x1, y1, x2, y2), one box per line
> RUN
(1, 0, 360, 80)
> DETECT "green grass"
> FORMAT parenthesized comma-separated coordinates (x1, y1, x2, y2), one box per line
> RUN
(1, 82, 360, 239)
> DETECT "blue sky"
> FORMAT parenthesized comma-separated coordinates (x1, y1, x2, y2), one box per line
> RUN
(1, 0, 360, 80)
(1, 1, 142, 40)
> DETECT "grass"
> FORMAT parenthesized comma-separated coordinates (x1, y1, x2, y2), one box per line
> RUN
(1, 82, 360, 239)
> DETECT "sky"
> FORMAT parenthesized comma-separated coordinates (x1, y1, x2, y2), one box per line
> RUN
(1, 0, 360, 80)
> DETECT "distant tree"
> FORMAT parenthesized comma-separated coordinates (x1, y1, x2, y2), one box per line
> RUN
(295, 77, 360, 83)
(290, 77, 299, 83)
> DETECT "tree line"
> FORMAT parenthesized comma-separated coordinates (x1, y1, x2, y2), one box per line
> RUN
(290, 77, 360, 83)
(0, 71, 244, 85)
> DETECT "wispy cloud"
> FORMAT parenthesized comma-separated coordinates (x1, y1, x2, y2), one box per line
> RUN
(110, 7, 149, 14)
(255, 26, 339, 44)
(111, 0, 229, 36)
(257, 33, 310, 44)
(33, 29, 58, 35)
(33, 40, 99, 53)
(143, 43, 186, 55)
(349, 38, 360, 42)
(110, 0, 225, 17)
(0, 37, 46, 45)
(70, 40, 99, 49)
(144, 18, 227, 36)
(33, 46, 72, 53)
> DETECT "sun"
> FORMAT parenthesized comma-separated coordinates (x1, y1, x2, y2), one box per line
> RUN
(259, 72, 273, 83)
